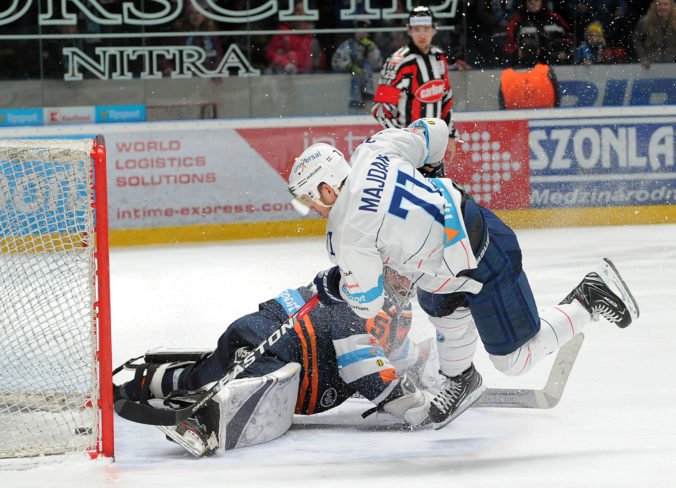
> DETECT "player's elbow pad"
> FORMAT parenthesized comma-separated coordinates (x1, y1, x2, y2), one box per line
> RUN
(408, 118, 449, 166)
(373, 85, 400, 104)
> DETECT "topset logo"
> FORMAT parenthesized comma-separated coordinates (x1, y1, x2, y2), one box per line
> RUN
(0, 109, 42, 126)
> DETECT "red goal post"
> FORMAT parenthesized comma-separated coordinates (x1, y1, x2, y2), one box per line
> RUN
(0, 136, 114, 459)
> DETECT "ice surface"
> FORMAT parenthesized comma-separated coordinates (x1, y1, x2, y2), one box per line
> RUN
(2, 224, 675, 487)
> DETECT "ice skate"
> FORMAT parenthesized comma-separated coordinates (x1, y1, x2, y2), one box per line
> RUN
(159, 416, 219, 457)
(561, 258, 639, 328)
(427, 363, 486, 430)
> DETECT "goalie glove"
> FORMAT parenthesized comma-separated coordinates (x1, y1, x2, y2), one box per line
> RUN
(312, 266, 344, 306)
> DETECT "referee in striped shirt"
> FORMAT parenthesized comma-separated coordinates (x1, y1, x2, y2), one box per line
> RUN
(371, 6, 459, 174)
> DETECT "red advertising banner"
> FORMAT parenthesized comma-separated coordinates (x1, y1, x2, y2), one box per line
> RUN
(450, 120, 530, 210)
(239, 119, 530, 210)
(238, 124, 381, 179)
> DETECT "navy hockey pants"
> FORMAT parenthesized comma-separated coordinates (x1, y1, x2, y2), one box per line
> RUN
(418, 199, 540, 356)
(183, 312, 294, 391)
(183, 309, 356, 415)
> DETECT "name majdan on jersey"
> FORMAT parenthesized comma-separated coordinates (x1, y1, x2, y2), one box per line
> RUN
(359, 155, 390, 212)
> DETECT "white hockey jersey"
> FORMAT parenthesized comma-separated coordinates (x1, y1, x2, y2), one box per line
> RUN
(327, 127, 483, 319)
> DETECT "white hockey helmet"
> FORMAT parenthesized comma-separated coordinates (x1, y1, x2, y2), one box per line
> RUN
(408, 6, 437, 28)
(408, 118, 449, 166)
(288, 143, 351, 216)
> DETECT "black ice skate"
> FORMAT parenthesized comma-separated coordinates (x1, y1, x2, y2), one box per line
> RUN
(158, 416, 219, 457)
(561, 258, 639, 328)
(427, 363, 486, 430)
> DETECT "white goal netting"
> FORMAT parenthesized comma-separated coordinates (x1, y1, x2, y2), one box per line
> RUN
(0, 139, 104, 459)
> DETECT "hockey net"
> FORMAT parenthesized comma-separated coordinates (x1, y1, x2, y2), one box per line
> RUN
(0, 138, 113, 459)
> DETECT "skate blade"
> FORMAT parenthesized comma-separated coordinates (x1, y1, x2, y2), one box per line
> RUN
(157, 425, 216, 457)
(433, 384, 487, 431)
(599, 258, 640, 324)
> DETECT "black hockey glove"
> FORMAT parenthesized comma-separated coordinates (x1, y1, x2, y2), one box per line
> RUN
(313, 266, 344, 306)
(419, 162, 445, 178)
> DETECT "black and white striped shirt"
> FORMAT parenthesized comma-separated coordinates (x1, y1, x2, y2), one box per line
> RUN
(371, 43, 456, 137)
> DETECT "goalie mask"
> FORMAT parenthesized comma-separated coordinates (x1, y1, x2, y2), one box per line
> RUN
(383, 266, 416, 309)
(288, 143, 351, 216)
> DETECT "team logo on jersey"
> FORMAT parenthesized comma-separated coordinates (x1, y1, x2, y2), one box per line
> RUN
(415, 80, 446, 103)
(320, 388, 338, 408)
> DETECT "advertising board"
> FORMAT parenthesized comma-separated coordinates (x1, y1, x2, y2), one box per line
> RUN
(0, 108, 673, 244)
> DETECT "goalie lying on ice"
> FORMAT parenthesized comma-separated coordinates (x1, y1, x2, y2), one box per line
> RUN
(114, 269, 440, 456)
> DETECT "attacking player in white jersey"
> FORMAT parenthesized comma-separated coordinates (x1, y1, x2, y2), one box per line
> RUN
(288, 118, 640, 428)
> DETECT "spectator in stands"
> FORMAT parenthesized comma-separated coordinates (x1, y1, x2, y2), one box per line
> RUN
(161, 1, 224, 76)
(42, 24, 88, 79)
(633, 0, 676, 68)
(331, 20, 383, 110)
(504, 0, 573, 65)
(464, 0, 502, 68)
(558, 0, 599, 46)
(575, 21, 608, 64)
(499, 33, 560, 109)
(372, 0, 409, 59)
(603, 0, 647, 62)
(472, 0, 519, 68)
(495, 0, 520, 26)
(265, 1, 323, 74)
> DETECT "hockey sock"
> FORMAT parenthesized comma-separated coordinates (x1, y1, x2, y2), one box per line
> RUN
(489, 300, 589, 376)
(429, 307, 479, 377)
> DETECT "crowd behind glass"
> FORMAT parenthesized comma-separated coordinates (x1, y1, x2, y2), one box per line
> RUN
(0, 0, 674, 80)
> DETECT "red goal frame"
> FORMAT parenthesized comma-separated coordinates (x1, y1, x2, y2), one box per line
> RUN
(92, 136, 114, 458)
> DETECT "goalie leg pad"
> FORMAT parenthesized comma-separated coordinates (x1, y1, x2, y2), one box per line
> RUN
(214, 362, 301, 451)
(158, 362, 301, 456)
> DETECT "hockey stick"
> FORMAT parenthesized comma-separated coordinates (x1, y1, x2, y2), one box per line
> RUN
(475, 332, 585, 409)
(114, 294, 320, 426)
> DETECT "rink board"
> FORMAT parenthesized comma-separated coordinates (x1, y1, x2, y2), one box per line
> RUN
(0, 106, 673, 245)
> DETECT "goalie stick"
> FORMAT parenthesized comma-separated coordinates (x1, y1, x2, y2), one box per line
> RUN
(114, 294, 320, 426)
(475, 332, 585, 409)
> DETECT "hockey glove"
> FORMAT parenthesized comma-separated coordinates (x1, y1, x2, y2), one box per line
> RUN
(419, 161, 445, 178)
(313, 266, 344, 306)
